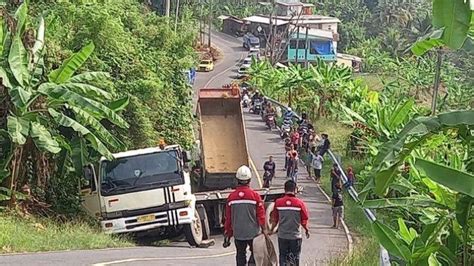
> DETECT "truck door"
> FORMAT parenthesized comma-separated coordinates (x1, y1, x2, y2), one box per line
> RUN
(81, 164, 101, 218)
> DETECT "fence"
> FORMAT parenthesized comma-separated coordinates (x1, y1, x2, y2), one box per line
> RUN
(264, 96, 391, 266)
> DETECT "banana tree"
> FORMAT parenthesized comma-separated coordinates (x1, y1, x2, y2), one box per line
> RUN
(306, 59, 352, 117)
(359, 110, 474, 265)
(0, 2, 128, 205)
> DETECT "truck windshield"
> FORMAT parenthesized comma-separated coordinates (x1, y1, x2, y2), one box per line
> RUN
(250, 38, 259, 44)
(100, 151, 183, 196)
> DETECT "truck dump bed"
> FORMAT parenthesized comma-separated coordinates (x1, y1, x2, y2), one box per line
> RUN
(198, 88, 249, 190)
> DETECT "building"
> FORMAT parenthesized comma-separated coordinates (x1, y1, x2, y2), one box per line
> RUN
(242, 1, 340, 64)
(220, 16, 247, 37)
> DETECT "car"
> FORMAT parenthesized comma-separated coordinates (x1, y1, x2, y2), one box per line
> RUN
(237, 66, 249, 79)
(249, 48, 260, 59)
(241, 57, 253, 68)
(198, 59, 214, 72)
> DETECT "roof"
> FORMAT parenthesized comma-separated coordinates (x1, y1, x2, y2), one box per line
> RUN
(217, 15, 229, 20)
(101, 145, 181, 161)
(275, 15, 341, 24)
(290, 29, 333, 40)
(243, 15, 289, 26)
(337, 53, 362, 61)
(199, 88, 240, 99)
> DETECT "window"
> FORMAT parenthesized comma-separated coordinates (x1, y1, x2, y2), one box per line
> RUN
(309, 41, 333, 55)
(290, 40, 297, 49)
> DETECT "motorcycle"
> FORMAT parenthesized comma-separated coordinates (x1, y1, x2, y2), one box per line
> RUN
(242, 95, 250, 108)
(251, 99, 263, 115)
(280, 122, 291, 139)
(266, 114, 275, 130)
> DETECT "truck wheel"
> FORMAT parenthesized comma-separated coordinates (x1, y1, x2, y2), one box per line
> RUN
(184, 209, 203, 247)
(201, 209, 211, 240)
(196, 204, 211, 240)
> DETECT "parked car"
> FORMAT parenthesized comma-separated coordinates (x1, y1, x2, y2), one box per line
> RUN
(198, 59, 214, 72)
(249, 48, 260, 59)
(237, 66, 249, 79)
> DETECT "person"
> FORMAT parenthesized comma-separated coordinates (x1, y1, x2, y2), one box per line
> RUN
(263, 156, 276, 188)
(287, 151, 299, 182)
(311, 149, 324, 184)
(251, 90, 263, 103)
(331, 182, 344, 229)
(290, 128, 300, 151)
(284, 138, 292, 170)
(270, 180, 310, 266)
(347, 166, 355, 187)
(330, 163, 342, 194)
(319, 133, 331, 157)
(225, 165, 266, 266)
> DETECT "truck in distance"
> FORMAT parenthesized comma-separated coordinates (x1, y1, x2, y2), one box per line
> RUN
(243, 33, 260, 50)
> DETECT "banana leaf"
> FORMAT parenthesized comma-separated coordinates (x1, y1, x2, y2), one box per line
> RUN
(415, 158, 474, 197)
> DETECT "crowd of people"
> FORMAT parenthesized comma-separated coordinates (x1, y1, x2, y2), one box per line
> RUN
(226, 91, 358, 265)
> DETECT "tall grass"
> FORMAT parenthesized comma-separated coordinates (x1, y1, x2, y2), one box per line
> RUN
(0, 213, 133, 254)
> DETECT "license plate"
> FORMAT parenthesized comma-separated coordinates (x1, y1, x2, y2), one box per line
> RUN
(137, 214, 155, 223)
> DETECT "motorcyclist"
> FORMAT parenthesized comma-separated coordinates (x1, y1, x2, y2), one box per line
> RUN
(264, 103, 276, 125)
(251, 90, 263, 103)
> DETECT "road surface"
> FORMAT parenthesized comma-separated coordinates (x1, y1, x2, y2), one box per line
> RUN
(0, 31, 347, 266)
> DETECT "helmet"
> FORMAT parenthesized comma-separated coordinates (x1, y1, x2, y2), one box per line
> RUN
(287, 107, 292, 111)
(236, 165, 252, 181)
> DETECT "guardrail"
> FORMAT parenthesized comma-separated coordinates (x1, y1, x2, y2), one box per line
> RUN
(264, 96, 391, 266)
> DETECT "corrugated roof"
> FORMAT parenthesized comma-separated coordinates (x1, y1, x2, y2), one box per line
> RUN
(243, 15, 289, 26)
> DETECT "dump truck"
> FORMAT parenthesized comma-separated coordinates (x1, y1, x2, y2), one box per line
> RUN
(80, 86, 284, 247)
(196, 87, 248, 190)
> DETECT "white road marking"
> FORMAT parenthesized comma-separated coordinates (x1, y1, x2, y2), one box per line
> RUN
(92, 251, 236, 266)
(249, 157, 263, 188)
(204, 53, 245, 88)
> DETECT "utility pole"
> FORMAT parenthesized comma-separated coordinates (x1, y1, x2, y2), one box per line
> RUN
(304, 25, 309, 68)
(208, 0, 212, 48)
(165, 0, 170, 17)
(174, 0, 180, 32)
(431, 49, 443, 115)
(199, 0, 203, 44)
(295, 25, 300, 65)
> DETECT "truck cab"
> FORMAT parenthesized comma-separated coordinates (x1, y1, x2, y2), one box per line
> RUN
(243, 33, 260, 50)
(81, 145, 204, 246)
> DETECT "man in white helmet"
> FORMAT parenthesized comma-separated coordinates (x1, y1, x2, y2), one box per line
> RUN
(225, 165, 266, 266)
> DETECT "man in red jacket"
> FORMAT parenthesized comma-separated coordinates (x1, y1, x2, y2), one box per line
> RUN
(225, 165, 266, 266)
(270, 180, 310, 266)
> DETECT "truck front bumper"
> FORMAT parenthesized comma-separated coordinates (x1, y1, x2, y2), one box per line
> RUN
(101, 206, 194, 234)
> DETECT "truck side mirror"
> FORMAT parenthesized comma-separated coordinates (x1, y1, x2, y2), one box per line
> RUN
(82, 164, 97, 192)
(182, 150, 192, 163)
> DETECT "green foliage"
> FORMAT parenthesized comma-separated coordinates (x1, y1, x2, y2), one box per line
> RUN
(0, 1, 134, 214)
(38, 0, 197, 150)
(0, 213, 132, 253)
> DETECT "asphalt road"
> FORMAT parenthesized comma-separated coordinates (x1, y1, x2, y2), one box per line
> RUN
(0, 31, 347, 266)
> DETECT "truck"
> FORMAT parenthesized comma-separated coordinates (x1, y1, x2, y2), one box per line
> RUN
(80, 86, 283, 247)
(243, 33, 260, 50)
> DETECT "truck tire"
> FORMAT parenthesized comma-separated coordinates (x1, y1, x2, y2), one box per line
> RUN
(201, 209, 211, 240)
(184, 208, 203, 247)
(196, 204, 211, 240)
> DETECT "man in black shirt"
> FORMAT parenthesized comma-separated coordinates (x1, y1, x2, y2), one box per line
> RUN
(263, 156, 276, 188)
(331, 182, 344, 229)
(319, 133, 330, 157)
